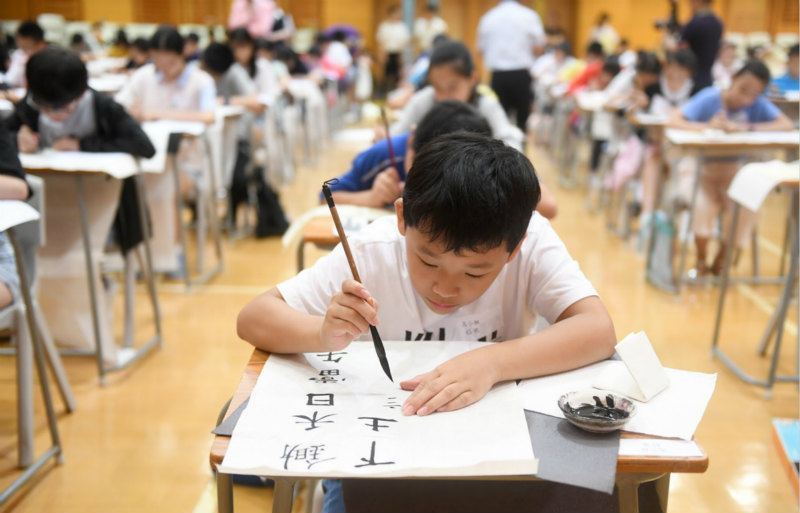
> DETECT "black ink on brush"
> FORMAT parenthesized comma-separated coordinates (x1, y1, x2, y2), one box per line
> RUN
(564, 394, 630, 421)
(321, 178, 394, 382)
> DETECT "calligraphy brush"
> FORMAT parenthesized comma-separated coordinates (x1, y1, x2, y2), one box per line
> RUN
(380, 107, 398, 170)
(321, 179, 393, 382)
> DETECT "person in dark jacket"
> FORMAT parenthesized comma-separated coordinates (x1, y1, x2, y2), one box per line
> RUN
(7, 47, 156, 253)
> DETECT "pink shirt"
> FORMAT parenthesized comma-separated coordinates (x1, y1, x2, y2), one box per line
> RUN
(228, 0, 275, 38)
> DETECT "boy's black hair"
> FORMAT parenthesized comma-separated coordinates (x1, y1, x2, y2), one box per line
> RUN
(26, 47, 88, 109)
(403, 133, 540, 253)
(229, 28, 253, 44)
(186, 32, 200, 44)
(586, 41, 604, 58)
(17, 21, 44, 42)
(666, 49, 696, 73)
(151, 25, 184, 54)
(202, 42, 234, 75)
(131, 37, 150, 52)
(431, 34, 449, 48)
(635, 51, 662, 75)
(555, 40, 572, 56)
(70, 33, 85, 46)
(789, 44, 799, 57)
(412, 100, 491, 152)
(331, 30, 348, 43)
(734, 59, 771, 84)
(429, 40, 473, 77)
(115, 29, 129, 47)
(602, 56, 620, 77)
(255, 38, 276, 52)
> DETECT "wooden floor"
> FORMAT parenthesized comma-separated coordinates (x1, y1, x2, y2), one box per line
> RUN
(0, 127, 797, 513)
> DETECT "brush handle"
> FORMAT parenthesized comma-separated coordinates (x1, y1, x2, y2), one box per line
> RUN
(380, 108, 398, 169)
(322, 184, 361, 282)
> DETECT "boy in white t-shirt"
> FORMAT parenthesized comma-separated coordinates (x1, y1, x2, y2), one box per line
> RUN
(238, 132, 615, 405)
(238, 132, 615, 512)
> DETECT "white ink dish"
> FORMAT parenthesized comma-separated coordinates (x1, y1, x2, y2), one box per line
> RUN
(557, 390, 636, 433)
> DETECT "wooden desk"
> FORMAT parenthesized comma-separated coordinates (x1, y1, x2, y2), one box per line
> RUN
(21, 152, 163, 384)
(210, 349, 708, 513)
(647, 129, 800, 294)
(296, 216, 340, 272)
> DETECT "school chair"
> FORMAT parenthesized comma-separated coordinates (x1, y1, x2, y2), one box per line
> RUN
(723, 32, 747, 60)
(36, 13, 66, 45)
(123, 23, 159, 41)
(0, 176, 73, 499)
(746, 31, 772, 51)
(775, 33, 800, 52)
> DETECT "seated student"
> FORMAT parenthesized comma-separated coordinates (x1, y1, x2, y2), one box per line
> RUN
(383, 40, 524, 151)
(10, 47, 155, 158)
(124, 38, 151, 72)
(238, 133, 615, 510)
(327, 100, 559, 218)
(772, 43, 799, 95)
(633, 49, 702, 239)
(0, 123, 31, 311)
(3, 20, 48, 88)
(669, 59, 793, 275)
(8, 47, 156, 262)
(115, 25, 216, 274)
(183, 33, 201, 62)
(712, 40, 741, 90)
(116, 25, 216, 124)
(201, 42, 263, 114)
(565, 41, 605, 96)
(586, 57, 621, 176)
(228, 28, 284, 103)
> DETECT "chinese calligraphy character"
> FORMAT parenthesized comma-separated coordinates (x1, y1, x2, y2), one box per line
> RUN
(306, 393, 334, 406)
(354, 441, 395, 468)
(404, 328, 446, 341)
(309, 369, 345, 384)
(316, 351, 347, 363)
(293, 411, 336, 431)
(477, 330, 499, 342)
(383, 396, 402, 410)
(358, 417, 398, 432)
(281, 443, 334, 470)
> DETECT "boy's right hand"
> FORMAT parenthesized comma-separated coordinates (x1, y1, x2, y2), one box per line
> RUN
(17, 125, 39, 154)
(369, 167, 404, 207)
(320, 279, 381, 350)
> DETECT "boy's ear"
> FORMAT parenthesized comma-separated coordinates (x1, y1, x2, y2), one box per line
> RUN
(506, 234, 526, 263)
(395, 198, 406, 235)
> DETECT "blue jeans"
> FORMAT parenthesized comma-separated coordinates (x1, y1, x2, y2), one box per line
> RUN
(321, 479, 345, 513)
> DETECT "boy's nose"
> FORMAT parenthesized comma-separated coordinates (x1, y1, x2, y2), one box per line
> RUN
(432, 280, 458, 298)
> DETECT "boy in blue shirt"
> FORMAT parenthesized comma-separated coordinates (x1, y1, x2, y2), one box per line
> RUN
(670, 59, 793, 275)
(326, 100, 558, 218)
(325, 101, 490, 208)
(238, 132, 615, 511)
(772, 44, 799, 95)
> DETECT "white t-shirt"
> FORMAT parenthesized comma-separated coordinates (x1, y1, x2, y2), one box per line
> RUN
(278, 214, 597, 342)
(413, 16, 447, 50)
(477, 0, 545, 71)
(376, 20, 411, 53)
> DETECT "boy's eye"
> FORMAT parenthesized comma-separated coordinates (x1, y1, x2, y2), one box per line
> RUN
(419, 257, 437, 268)
(466, 272, 487, 279)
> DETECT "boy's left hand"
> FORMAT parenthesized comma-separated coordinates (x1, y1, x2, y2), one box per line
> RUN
(52, 137, 80, 151)
(400, 349, 499, 416)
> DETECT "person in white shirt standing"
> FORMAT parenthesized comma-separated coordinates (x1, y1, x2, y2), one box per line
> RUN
(376, 4, 411, 96)
(413, 2, 448, 53)
(477, 0, 545, 134)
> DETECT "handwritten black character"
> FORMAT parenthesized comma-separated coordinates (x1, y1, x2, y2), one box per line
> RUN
(316, 351, 347, 363)
(477, 330, 499, 342)
(281, 443, 334, 470)
(354, 441, 395, 468)
(384, 396, 402, 410)
(309, 369, 345, 384)
(404, 328, 446, 341)
(293, 411, 336, 431)
(358, 417, 398, 432)
(306, 393, 334, 406)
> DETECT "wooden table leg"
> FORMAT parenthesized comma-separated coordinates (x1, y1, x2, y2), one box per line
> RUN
(616, 472, 668, 513)
(216, 472, 233, 513)
(272, 478, 296, 513)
